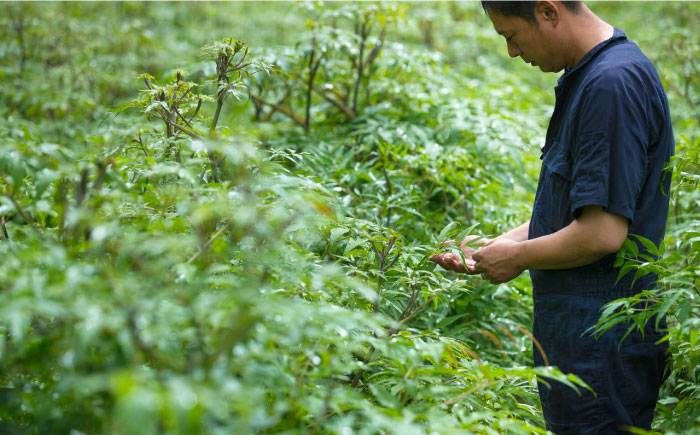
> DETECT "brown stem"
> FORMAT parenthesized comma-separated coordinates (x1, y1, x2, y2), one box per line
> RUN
(352, 18, 369, 115)
(363, 28, 385, 72)
(207, 99, 225, 183)
(384, 291, 441, 338)
(516, 326, 549, 367)
(252, 98, 262, 121)
(2, 190, 44, 238)
(171, 122, 202, 139)
(75, 169, 89, 207)
(59, 177, 67, 239)
(372, 237, 397, 313)
(306, 38, 316, 128)
(210, 99, 225, 134)
(250, 93, 308, 131)
(262, 86, 294, 123)
(382, 166, 393, 227)
(7, 6, 27, 74)
(186, 221, 231, 264)
(0, 216, 8, 241)
(135, 133, 149, 157)
(92, 160, 107, 192)
(228, 47, 249, 72)
(312, 87, 355, 119)
(207, 149, 221, 184)
(305, 37, 324, 129)
(174, 105, 194, 130)
(188, 98, 202, 124)
(397, 284, 420, 322)
(227, 61, 252, 74)
(350, 346, 376, 388)
(372, 243, 385, 313)
(363, 26, 385, 107)
(167, 102, 177, 138)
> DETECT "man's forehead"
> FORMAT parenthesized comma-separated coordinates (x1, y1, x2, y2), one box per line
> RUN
(492, 22, 515, 37)
(486, 10, 517, 34)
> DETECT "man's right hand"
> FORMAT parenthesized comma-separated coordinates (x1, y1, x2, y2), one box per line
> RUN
(430, 235, 490, 274)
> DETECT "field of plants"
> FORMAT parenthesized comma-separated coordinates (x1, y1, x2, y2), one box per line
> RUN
(1, 2, 699, 434)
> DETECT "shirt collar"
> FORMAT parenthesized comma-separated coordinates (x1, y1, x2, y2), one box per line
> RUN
(557, 27, 627, 85)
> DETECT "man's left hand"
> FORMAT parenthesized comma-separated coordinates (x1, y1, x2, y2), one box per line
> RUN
(472, 239, 526, 284)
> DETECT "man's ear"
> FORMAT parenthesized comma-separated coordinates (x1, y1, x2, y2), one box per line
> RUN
(536, 1, 560, 28)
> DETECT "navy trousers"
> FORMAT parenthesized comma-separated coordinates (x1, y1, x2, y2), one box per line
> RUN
(533, 290, 669, 434)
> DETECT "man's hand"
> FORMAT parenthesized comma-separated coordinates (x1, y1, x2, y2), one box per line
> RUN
(469, 207, 627, 283)
(430, 235, 489, 274)
(472, 239, 526, 284)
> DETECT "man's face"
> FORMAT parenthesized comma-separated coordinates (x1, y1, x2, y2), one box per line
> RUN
(487, 10, 564, 73)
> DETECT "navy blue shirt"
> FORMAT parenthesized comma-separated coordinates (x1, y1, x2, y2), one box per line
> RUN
(528, 28, 674, 293)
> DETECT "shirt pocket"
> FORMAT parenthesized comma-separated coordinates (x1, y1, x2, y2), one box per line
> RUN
(539, 141, 573, 231)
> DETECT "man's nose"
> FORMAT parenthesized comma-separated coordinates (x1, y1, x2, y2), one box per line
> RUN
(507, 41, 521, 58)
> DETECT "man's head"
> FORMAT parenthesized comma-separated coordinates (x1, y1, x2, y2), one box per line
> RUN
(481, 1, 584, 73)
(481, 1, 582, 26)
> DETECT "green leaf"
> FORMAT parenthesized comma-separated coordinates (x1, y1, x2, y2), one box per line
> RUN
(369, 384, 402, 409)
(330, 227, 349, 244)
(630, 234, 660, 256)
(438, 221, 460, 241)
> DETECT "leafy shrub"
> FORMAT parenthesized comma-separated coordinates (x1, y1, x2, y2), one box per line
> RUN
(1, 2, 699, 434)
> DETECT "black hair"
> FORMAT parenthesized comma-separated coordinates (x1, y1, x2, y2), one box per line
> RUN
(481, 1, 582, 26)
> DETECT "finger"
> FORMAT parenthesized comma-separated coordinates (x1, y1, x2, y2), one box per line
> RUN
(431, 254, 448, 269)
(464, 259, 478, 274)
(472, 250, 482, 261)
(445, 253, 462, 270)
(436, 254, 457, 271)
(451, 257, 466, 273)
(440, 239, 456, 248)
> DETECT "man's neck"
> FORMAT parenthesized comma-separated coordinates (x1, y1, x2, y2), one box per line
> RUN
(564, 6, 615, 68)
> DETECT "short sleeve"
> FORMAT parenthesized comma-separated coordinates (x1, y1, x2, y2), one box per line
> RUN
(569, 70, 649, 223)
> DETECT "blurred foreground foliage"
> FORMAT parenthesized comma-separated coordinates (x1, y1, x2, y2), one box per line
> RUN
(0, 2, 699, 434)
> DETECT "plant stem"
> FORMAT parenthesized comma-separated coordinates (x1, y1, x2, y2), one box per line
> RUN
(211, 99, 224, 134)
(305, 37, 323, 129)
(312, 87, 355, 119)
(250, 93, 308, 131)
(186, 221, 231, 264)
(382, 166, 393, 227)
(352, 18, 368, 115)
(0, 216, 8, 241)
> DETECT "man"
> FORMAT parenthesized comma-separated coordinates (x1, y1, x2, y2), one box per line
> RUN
(431, 1, 673, 433)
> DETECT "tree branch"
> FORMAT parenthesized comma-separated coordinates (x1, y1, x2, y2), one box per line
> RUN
(0, 216, 8, 241)
(352, 18, 369, 114)
(171, 122, 202, 139)
(250, 93, 308, 131)
(186, 221, 232, 264)
(312, 87, 355, 119)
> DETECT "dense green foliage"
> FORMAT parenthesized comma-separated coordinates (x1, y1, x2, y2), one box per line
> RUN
(0, 2, 698, 434)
